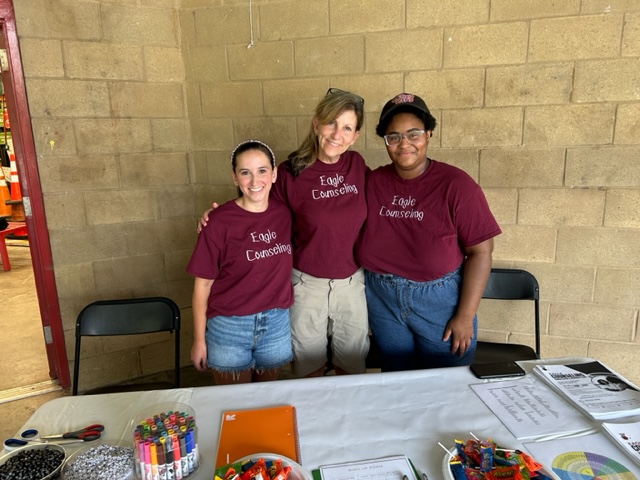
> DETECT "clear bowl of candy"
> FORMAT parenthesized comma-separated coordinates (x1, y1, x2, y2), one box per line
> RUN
(0, 443, 66, 480)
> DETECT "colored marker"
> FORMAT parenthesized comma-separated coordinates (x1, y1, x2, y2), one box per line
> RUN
(165, 442, 175, 480)
(157, 441, 167, 480)
(179, 434, 188, 476)
(144, 441, 152, 480)
(173, 435, 183, 480)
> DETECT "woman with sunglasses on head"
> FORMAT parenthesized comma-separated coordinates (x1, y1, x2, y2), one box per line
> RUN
(199, 89, 370, 378)
(188, 140, 294, 385)
(356, 93, 501, 372)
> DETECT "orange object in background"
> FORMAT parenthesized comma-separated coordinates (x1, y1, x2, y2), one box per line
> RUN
(0, 164, 11, 218)
(6, 152, 24, 222)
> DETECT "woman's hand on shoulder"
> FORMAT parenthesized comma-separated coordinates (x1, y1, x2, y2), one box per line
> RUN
(197, 202, 219, 233)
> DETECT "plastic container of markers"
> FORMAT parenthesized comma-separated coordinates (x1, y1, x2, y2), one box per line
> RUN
(131, 402, 199, 480)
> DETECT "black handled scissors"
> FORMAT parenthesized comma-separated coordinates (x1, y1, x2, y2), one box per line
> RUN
(41, 423, 104, 441)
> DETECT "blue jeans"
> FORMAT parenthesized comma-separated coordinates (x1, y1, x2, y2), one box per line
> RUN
(205, 308, 292, 373)
(365, 267, 476, 372)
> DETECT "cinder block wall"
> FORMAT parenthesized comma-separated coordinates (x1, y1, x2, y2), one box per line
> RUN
(13, 0, 640, 389)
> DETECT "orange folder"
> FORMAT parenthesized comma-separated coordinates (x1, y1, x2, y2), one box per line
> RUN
(215, 405, 301, 468)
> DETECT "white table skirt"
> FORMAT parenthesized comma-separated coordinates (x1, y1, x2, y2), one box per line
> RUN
(8, 358, 593, 480)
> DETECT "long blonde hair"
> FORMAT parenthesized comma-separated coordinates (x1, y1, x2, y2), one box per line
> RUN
(287, 89, 364, 177)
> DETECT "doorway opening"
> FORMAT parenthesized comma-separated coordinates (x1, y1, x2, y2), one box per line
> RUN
(0, 0, 70, 393)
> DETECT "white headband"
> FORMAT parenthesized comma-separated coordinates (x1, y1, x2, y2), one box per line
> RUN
(230, 139, 276, 167)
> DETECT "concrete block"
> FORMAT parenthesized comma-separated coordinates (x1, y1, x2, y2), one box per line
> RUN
(19, 39, 64, 78)
(476, 298, 535, 334)
(588, 342, 640, 387)
(157, 186, 196, 219)
(622, 12, 640, 56)
(493, 225, 556, 263)
(595, 267, 640, 306)
(151, 119, 190, 152)
(41, 192, 88, 229)
(111, 83, 184, 118)
(184, 45, 228, 83)
(165, 249, 194, 282)
(233, 117, 299, 155)
(64, 42, 144, 81)
(430, 149, 479, 180)
(444, 23, 528, 67)
(201, 82, 264, 117)
(13, 0, 101, 40)
(557, 227, 640, 268)
(185, 83, 202, 118)
(524, 105, 615, 146)
(326, 74, 404, 114)
(119, 153, 189, 187)
(101, 4, 178, 46)
(26, 79, 110, 118)
(124, 218, 194, 255)
(566, 146, 640, 187)
(229, 42, 294, 80)
(330, 0, 404, 34)
(263, 79, 328, 116)
(574, 58, 640, 102)
(206, 151, 235, 185)
(85, 190, 158, 225)
(582, 0, 640, 13)
(295, 36, 364, 76)
(486, 64, 573, 106)
(490, 0, 579, 20)
(516, 262, 596, 303)
(615, 103, 640, 144)
(405, 69, 483, 109)
(605, 190, 640, 228)
(442, 108, 522, 147)
(190, 151, 208, 184)
(554, 303, 632, 343)
(480, 148, 564, 188)
(193, 6, 252, 46)
(144, 47, 185, 83)
(519, 189, 606, 227)
(93, 254, 167, 292)
(48, 226, 129, 265)
(483, 188, 518, 226)
(542, 335, 589, 359)
(52, 263, 96, 297)
(75, 350, 141, 392)
(75, 119, 153, 154)
(189, 118, 234, 151)
(140, 338, 179, 375)
(529, 15, 623, 61)
(260, 0, 328, 40)
(179, 9, 197, 45)
(407, 0, 489, 27)
(31, 119, 77, 157)
(37, 154, 120, 193)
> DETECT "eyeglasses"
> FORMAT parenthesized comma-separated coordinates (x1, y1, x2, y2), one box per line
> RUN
(326, 88, 364, 106)
(383, 129, 426, 146)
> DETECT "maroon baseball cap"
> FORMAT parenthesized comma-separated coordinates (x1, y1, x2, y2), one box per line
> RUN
(376, 93, 435, 136)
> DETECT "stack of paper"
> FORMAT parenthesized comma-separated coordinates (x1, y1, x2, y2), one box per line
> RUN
(533, 360, 640, 421)
(602, 420, 640, 467)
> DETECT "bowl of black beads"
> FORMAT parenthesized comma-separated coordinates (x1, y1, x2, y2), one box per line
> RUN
(0, 443, 66, 480)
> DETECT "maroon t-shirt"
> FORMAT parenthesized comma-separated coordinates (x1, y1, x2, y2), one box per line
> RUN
(356, 160, 501, 282)
(186, 199, 293, 318)
(272, 150, 368, 279)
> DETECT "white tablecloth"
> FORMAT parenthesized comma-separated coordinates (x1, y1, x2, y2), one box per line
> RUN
(9, 358, 593, 480)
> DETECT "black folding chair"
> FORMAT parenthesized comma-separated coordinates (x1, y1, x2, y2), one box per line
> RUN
(473, 268, 541, 365)
(72, 296, 181, 395)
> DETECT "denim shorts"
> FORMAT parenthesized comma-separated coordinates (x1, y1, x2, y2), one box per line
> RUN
(205, 308, 293, 373)
(289, 268, 369, 376)
(364, 266, 476, 372)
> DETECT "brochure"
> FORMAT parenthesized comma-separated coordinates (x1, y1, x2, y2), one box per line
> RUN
(314, 455, 419, 480)
(469, 375, 594, 439)
(533, 360, 640, 420)
(602, 420, 640, 467)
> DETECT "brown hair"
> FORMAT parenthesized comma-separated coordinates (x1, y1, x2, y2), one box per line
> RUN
(287, 89, 364, 177)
